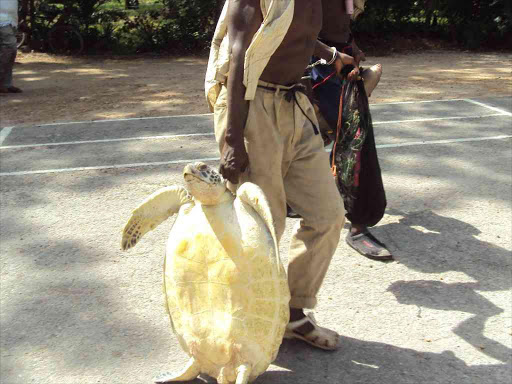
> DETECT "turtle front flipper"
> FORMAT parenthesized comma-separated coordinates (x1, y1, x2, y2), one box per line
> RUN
(237, 182, 280, 263)
(121, 186, 192, 250)
(153, 358, 200, 383)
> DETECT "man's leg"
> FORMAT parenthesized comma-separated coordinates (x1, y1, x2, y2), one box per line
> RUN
(343, 100, 391, 261)
(0, 25, 21, 94)
(215, 84, 344, 350)
(312, 63, 390, 261)
(283, 93, 345, 349)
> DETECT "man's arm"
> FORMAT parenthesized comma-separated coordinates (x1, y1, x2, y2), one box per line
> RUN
(313, 40, 360, 81)
(219, 0, 263, 185)
(351, 39, 366, 66)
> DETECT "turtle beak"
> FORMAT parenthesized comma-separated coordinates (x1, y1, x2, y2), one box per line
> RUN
(183, 162, 203, 176)
(183, 164, 195, 177)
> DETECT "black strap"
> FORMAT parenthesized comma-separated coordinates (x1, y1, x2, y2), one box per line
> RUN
(257, 84, 319, 135)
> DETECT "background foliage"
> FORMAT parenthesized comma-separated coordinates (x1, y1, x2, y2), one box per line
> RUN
(19, 0, 512, 54)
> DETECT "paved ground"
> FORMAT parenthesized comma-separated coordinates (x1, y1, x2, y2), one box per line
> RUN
(1, 96, 511, 384)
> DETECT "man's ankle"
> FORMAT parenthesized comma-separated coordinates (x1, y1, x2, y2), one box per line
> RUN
(289, 308, 306, 322)
(350, 224, 367, 235)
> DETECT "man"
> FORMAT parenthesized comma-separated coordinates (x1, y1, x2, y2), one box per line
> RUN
(0, 0, 22, 94)
(205, 0, 359, 350)
(311, 0, 392, 261)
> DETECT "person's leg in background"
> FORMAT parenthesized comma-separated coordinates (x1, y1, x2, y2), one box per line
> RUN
(0, 24, 22, 94)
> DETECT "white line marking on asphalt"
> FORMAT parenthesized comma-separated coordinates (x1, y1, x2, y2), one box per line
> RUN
(27, 112, 214, 128)
(0, 157, 221, 176)
(1, 135, 510, 176)
(370, 98, 465, 106)
(7, 97, 510, 129)
(0, 133, 215, 150)
(376, 135, 512, 148)
(1, 113, 508, 150)
(372, 113, 506, 125)
(463, 99, 512, 116)
(0, 126, 13, 146)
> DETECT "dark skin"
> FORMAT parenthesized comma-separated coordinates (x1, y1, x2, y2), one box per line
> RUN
(220, 0, 359, 186)
(320, 0, 366, 66)
(219, 0, 358, 335)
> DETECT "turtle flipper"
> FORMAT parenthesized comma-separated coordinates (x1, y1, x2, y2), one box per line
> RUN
(153, 358, 200, 383)
(121, 186, 192, 250)
(237, 182, 280, 267)
(235, 364, 252, 384)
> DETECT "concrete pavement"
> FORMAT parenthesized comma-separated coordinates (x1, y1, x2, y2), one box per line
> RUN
(1, 96, 511, 384)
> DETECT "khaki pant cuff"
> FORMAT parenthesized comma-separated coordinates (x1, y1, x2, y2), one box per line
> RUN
(289, 296, 317, 309)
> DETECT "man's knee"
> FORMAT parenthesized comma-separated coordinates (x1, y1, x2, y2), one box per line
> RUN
(309, 196, 345, 231)
(329, 198, 346, 228)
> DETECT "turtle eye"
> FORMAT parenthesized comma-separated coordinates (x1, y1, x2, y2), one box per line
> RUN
(198, 164, 208, 171)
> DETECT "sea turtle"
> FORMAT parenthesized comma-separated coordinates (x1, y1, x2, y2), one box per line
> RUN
(121, 162, 290, 384)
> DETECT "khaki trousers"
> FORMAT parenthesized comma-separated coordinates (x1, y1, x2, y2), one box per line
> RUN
(214, 80, 345, 309)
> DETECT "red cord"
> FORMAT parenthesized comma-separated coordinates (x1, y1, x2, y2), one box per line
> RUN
(312, 71, 337, 90)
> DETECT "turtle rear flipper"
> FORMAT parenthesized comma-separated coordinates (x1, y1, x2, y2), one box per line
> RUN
(153, 358, 200, 383)
(237, 182, 281, 272)
(236, 364, 252, 384)
(121, 186, 192, 250)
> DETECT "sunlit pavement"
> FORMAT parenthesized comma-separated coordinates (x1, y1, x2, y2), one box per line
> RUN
(1, 96, 511, 384)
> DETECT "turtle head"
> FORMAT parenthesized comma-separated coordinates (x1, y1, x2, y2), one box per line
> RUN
(183, 162, 227, 205)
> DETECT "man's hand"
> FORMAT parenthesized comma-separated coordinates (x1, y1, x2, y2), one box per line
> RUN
(219, 138, 249, 185)
(334, 51, 360, 81)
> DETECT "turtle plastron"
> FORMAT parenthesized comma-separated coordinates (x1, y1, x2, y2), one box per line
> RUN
(121, 163, 290, 384)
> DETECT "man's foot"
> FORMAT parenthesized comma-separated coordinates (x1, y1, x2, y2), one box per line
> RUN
(346, 230, 393, 261)
(361, 64, 382, 97)
(7, 86, 22, 93)
(0, 86, 22, 94)
(285, 311, 340, 350)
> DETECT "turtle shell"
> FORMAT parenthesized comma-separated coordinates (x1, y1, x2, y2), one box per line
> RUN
(163, 198, 290, 382)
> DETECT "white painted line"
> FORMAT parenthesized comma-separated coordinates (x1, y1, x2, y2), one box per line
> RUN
(375, 135, 512, 148)
(323, 135, 512, 152)
(8, 96, 510, 129)
(463, 99, 512, 116)
(0, 126, 13, 146)
(0, 157, 221, 176)
(373, 113, 506, 125)
(1, 135, 510, 177)
(2, 113, 508, 150)
(370, 98, 466, 106)
(28, 113, 214, 128)
(0, 132, 215, 150)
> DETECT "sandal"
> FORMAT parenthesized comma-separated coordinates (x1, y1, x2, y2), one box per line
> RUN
(346, 230, 393, 261)
(284, 313, 340, 351)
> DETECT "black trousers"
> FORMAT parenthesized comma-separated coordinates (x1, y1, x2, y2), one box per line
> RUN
(310, 42, 386, 227)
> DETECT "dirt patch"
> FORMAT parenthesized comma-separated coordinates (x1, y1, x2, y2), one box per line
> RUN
(1, 50, 511, 127)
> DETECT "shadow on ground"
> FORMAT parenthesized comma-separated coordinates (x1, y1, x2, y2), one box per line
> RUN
(371, 209, 511, 363)
(185, 337, 510, 384)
